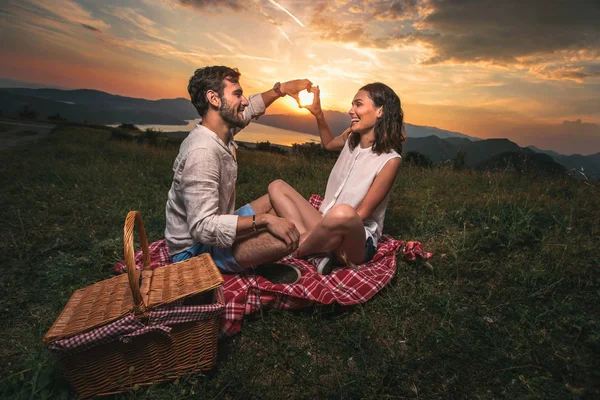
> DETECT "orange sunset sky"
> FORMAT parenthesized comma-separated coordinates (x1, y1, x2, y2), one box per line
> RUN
(1, 0, 599, 155)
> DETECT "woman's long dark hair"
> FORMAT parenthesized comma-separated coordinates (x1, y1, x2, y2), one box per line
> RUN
(348, 82, 406, 154)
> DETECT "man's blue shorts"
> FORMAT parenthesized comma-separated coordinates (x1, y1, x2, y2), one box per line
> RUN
(171, 204, 255, 273)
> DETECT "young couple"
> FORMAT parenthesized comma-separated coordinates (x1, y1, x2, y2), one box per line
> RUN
(164, 66, 405, 282)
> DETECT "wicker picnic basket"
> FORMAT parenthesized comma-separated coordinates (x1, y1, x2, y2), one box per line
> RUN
(43, 211, 225, 398)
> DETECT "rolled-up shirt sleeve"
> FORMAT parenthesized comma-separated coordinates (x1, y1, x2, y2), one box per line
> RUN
(232, 93, 266, 135)
(180, 148, 238, 248)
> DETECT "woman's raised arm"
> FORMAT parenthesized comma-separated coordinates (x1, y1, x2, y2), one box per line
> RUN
(304, 86, 348, 152)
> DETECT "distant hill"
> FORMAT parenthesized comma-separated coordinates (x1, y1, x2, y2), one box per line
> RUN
(402, 135, 461, 163)
(527, 146, 600, 180)
(255, 110, 478, 141)
(403, 136, 522, 167)
(465, 138, 523, 166)
(0, 78, 65, 89)
(404, 136, 599, 179)
(0, 88, 196, 125)
(1, 86, 597, 179)
(526, 145, 562, 159)
(0, 87, 477, 141)
(406, 124, 478, 141)
(551, 153, 600, 180)
(476, 150, 566, 175)
(403, 136, 577, 178)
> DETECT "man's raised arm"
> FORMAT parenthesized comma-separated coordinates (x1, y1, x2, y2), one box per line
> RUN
(236, 79, 313, 131)
(261, 79, 313, 108)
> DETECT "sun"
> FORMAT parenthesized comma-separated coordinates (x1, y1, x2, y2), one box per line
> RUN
(297, 89, 315, 107)
(276, 95, 310, 115)
(267, 87, 328, 115)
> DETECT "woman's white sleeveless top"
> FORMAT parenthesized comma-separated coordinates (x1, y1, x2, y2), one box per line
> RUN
(320, 139, 401, 246)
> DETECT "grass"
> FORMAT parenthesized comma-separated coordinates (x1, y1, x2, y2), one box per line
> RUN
(0, 125, 598, 399)
(0, 130, 40, 137)
(0, 125, 13, 133)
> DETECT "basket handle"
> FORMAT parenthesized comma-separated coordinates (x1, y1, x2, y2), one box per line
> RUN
(124, 211, 151, 317)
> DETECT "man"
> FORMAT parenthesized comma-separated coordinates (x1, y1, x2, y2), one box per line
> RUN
(165, 65, 311, 278)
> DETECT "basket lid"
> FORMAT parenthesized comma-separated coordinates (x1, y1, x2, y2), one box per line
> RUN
(43, 253, 223, 343)
(145, 253, 224, 308)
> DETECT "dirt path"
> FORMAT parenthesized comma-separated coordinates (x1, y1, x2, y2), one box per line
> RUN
(0, 120, 55, 150)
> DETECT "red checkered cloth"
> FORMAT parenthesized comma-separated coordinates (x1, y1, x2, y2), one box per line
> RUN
(113, 195, 432, 336)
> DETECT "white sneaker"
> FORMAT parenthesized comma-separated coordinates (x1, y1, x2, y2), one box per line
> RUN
(308, 253, 335, 275)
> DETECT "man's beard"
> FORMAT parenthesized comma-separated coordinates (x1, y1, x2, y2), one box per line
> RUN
(219, 99, 245, 129)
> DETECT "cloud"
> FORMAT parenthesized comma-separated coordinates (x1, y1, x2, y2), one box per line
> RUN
(561, 119, 600, 138)
(267, 0, 305, 27)
(324, 0, 419, 21)
(510, 119, 600, 156)
(177, 0, 247, 11)
(308, 0, 419, 48)
(529, 65, 600, 83)
(562, 93, 600, 117)
(81, 23, 101, 33)
(22, 0, 111, 32)
(348, 5, 362, 13)
(412, 0, 599, 65)
(309, 3, 370, 46)
(203, 32, 282, 62)
(175, 0, 304, 44)
(308, 0, 600, 81)
(371, 0, 419, 21)
(107, 7, 176, 44)
(1, 1, 109, 58)
(3, 0, 219, 69)
(97, 33, 215, 66)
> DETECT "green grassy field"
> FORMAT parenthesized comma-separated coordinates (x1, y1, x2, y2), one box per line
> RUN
(1, 125, 598, 399)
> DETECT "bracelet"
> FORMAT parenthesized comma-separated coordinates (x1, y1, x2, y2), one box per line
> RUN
(273, 82, 284, 97)
(252, 215, 258, 232)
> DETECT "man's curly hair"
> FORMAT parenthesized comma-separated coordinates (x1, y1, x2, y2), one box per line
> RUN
(188, 66, 241, 117)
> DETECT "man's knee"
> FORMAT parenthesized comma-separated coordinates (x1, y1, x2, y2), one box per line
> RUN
(232, 231, 288, 267)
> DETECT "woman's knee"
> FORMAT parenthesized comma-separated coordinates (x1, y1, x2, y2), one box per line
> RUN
(323, 204, 359, 229)
(268, 179, 291, 196)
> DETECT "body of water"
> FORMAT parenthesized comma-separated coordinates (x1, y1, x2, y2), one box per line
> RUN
(130, 119, 319, 147)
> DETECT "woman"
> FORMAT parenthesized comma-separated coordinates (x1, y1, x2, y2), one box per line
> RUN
(268, 82, 406, 274)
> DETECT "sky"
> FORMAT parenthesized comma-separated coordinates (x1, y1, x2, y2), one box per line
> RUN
(1, 0, 599, 155)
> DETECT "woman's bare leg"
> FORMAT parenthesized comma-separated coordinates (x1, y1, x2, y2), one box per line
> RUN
(297, 204, 366, 264)
(268, 180, 322, 234)
(248, 193, 275, 215)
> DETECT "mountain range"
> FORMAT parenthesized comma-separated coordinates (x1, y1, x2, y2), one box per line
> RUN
(1, 87, 598, 180)
(0, 88, 195, 125)
(401, 136, 598, 179)
(0, 87, 477, 140)
(254, 111, 478, 141)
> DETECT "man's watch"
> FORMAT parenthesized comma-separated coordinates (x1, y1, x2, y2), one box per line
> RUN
(273, 82, 285, 97)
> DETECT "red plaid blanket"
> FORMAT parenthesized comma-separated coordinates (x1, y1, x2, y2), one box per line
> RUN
(113, 195, 432, 336)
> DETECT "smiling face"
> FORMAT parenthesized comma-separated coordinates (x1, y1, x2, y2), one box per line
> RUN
(219, 78, 249, 129)
(348, 90, 382, 134)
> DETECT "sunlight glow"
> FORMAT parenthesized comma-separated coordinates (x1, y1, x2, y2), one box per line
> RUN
(280, 95, 308, 114)
(298, 89, 314, 107)
(1, 0, 598, 154)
